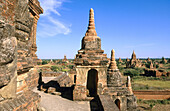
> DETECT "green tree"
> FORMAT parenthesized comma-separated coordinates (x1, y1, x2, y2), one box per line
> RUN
(42, 60, 48, 65)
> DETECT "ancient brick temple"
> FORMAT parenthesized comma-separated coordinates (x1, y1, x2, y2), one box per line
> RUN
(126, 50, 141, 68)
(73, 8, 137, 110)
(0, 0, 43, 110)
(62, 55, 69, 63)
(106, 50, 137, 111)
(118, 57, 123, 63)
(73, 8, 109, 100)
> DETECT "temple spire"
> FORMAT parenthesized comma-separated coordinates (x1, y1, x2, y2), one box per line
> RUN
(111, 49, 115, 61)
(109, 49, 118, 70)
(85, 8, 97, 36)
(131, 50, 136, 60)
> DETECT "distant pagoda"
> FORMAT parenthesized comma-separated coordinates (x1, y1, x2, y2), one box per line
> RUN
(126, 50, 141, 68)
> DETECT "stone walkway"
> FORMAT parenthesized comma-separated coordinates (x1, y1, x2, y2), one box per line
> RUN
(33, 88, 90, 111)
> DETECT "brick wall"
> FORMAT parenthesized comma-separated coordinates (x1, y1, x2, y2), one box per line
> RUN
(0, 0, 43, 110)
(0, 90, 40, 110)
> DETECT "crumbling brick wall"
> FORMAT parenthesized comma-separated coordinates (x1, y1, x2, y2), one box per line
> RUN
(0, 0, 17, 98)
(144, 69, 166, 77)
(0, 0, 43, 110)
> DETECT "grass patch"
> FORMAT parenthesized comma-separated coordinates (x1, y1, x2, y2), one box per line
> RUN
(163, 63, 170, 67)
(137, 99, 170, 105)
(51, 65, 70, 72)
(133, 80, 170, 89)
(132, 76, 170, 90)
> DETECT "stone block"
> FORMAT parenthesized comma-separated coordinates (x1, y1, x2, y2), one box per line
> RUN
(47, 87, 56, 93)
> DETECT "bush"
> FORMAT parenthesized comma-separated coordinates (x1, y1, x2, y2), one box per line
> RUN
(153, 64, 159, 68)
(118, 66, 124, 72)
(67, 65, 74, 69)
(145, 62, 151, 68)
(124, 69, 140, 77)
(62, 69, 69, 72)
(135, 68, 145, 74)
(160, 100, 170, 104)
(150, 103, 155, 109)
(146, 85, 149, 89)
(37, 62, 41, 65)
(138, 99, 170, 105)
(138, 99, 142, 102)
(53, 59, 56, 63)
(42, 60, 48, 65)
(57, 60, 62, 64)
(51, 66, 61, 72)
(121, 62, 125, 65)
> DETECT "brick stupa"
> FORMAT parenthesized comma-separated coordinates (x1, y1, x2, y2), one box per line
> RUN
(73, 8, 108, 100)
(74, 8, 108, 65)
(107, 49, 122, 87)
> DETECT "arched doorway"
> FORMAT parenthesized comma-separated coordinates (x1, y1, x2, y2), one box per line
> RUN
(87, 69, 98, 97)
(115, 99, 121, 110)
(74, 75, 76, 83)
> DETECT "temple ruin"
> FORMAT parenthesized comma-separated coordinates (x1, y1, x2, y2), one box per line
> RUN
(0, 0, 139, 109)
(73, 8, 137, 110)
(126, 50, 141, 68)
(0, 0, 43, 110)
(62, 55, 69, 63)
(118, 57, 123, 63)
(73, 8, 109, 100)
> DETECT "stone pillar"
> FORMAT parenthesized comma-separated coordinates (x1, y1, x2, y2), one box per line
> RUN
(31, 17, 38, 57)
(30, 12, 42, 65)
(33, 17, 38, 52)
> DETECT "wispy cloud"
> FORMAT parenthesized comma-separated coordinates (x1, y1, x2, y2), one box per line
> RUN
(40, 0, 62, 16)
(38, 0, 71, 37)
(125, 43, 155, 48)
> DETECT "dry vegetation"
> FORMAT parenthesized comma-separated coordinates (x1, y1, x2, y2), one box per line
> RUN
(134, 79, 170, 89)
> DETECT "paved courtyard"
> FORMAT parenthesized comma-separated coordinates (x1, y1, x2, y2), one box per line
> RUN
(33, 82, 90, 111)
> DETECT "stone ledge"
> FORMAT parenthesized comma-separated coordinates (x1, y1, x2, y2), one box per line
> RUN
(0, 90, 40, 111)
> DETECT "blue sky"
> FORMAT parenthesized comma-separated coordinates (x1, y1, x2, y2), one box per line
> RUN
(37, 0, 170, 59)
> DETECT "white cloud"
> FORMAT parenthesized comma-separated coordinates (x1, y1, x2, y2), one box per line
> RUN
(48, 16, 71, 35)
(39, 0, 63, 16)
(38, 0, 71, 37)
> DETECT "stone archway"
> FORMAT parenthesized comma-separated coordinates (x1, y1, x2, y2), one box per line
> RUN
(87, 69, 98, 97)
(115, 99, 121, 110)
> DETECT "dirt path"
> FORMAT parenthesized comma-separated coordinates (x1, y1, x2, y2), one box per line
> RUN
(33, 88, 90, 111)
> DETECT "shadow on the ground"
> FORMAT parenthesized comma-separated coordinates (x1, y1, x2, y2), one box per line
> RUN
(90, 95, 104, 111)
(37, 72, 74, 100)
